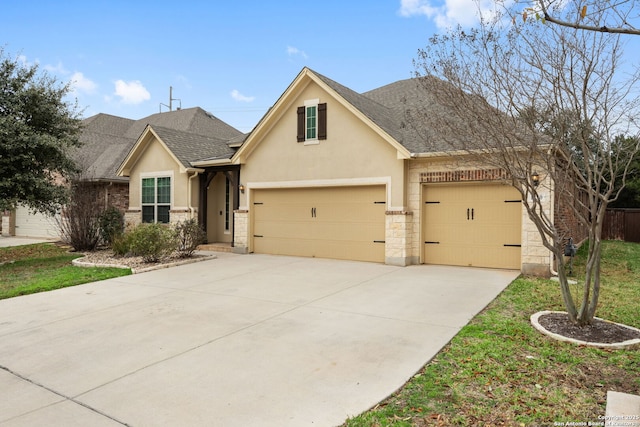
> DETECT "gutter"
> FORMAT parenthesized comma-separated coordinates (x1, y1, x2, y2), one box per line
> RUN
(191, 158, 233, 167)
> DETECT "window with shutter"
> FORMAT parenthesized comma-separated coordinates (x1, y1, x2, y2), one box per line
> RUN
(297, 100, 326, 144)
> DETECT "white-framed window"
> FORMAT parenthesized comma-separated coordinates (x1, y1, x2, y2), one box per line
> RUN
(306, 104, 317, 140)
(297, 99, 326, 143)
(141, 176, 171, 223)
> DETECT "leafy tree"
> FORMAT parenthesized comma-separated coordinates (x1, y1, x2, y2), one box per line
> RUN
(413, 2, 640, 325)
(0, 48, 82, 215)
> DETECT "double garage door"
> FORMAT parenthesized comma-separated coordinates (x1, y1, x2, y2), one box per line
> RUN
(252, 186, 386, 263)
(250, 183, 522, 270)
(423, 183, 522, 270)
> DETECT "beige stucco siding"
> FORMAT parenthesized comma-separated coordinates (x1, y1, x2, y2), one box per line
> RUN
(127, 138, 194, 213)
(238, 83, 406, 210)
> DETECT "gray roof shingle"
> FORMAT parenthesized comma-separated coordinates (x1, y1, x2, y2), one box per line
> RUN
(76, 107, 242, 180)
(149, 125, 235, 168)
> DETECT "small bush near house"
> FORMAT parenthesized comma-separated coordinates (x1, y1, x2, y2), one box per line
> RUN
(58, 182, 103, 252)
(174, 219, 206, 257)
(111, 232, 133, 256)
(99, 206, 125, 245)
(127, 223, 176, 262)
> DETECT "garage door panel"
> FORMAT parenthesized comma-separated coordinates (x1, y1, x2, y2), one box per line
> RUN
(253, 237, 315, 258)
(423, 183, 521, 270)
(252, 186, 385, 263)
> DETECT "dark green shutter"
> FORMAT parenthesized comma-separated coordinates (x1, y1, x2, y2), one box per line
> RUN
(297, 106, 305, 142)
(318, 103, 327, 140)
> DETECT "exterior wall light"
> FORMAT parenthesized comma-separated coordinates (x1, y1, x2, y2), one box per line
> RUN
(532, 172, 540, 187)
(239, 184, 245, 193)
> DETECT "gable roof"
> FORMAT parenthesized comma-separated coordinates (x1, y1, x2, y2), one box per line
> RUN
(232, 67, 505, 160)
(233, 67, 412, 164)
(78, 107, 242, 180)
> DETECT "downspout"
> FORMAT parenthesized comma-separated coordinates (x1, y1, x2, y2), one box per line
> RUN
(105, 182, 113, 207)
(188, 171, 200, 220)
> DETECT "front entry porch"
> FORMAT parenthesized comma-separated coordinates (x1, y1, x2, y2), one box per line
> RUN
(198, 165, 240, 247)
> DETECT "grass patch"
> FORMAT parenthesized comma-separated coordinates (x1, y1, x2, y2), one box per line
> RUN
(344, 240, 640, 426)
(0, 243, 131, 299)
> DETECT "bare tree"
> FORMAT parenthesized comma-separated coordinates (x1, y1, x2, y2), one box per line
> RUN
(413, 4, 640, 325)
(518, 0, 640, 35)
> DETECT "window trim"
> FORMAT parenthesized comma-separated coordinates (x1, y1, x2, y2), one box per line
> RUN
(303, 98, 319, 145)
(140, 171, 173, 224)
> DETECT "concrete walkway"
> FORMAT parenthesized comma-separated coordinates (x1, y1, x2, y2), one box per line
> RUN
(0, 254, 518, 426)
(0, 236, 56, 247)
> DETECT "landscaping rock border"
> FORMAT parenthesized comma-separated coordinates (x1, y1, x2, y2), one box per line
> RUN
(531, 310, 640, 349)
(72, 253, 217, 274)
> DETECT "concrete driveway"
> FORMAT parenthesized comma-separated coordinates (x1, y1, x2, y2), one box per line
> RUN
(0, 253, 519, 426)
(0, 236, 56, 247)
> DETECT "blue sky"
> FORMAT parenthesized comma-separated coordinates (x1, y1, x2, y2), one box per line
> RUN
(0, 1, 472, 132)
(2, 1, 638, 133)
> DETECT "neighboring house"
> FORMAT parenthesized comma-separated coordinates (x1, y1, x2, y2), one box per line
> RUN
(227, 67, 554, 276)
(117, 122, 244, 245)
(2, 107, 243, 241)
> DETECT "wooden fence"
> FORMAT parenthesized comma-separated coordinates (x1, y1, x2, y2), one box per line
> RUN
(602, 209, 640, 243)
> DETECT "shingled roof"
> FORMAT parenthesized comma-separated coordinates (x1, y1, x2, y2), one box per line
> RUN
(149, 125, 235, 169)
(311, 68, 491, 154)
(76, 107, 243, 181)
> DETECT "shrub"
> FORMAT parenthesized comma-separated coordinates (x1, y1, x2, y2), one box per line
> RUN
(57, 182, 103, 251)
(127, 223, 177, 262)
(99, 206, 125, 245)
(174, 219, 206, 257)
(111, 232, 132, 256)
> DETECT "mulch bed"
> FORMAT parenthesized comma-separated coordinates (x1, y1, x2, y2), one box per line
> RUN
(538, 312, 640, 344)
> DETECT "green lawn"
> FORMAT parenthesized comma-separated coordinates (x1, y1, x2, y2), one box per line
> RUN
(0, 243, 131, 300)
(344, 240, 640, 426)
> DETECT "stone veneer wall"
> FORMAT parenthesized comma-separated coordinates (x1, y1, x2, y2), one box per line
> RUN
(1, 211, 12, 236)
(232, 210, 249, 253)
(385, 211, 415, 266)
(124, 210, 141, 229)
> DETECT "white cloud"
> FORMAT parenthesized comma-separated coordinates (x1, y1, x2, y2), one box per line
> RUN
(398, 0, 504, 29)
(114, 80, 151, 104)
(70, 72, 97, 94)
(44, 61, 68, 75)
(287, 45, 308, 59)
(231, 89, 255, 103)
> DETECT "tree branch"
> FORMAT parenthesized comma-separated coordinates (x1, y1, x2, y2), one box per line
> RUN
(543, 12, 640, 35)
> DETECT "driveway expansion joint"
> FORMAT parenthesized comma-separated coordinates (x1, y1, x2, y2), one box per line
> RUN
(0, 364, 131, 426)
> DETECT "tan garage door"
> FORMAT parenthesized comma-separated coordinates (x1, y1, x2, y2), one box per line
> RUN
(252, 186, 386, 262)
(422, 183, 522, 269)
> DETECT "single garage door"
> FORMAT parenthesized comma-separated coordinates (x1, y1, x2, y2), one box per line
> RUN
(14, 206, 60, 239)
(252, 186, 386, 262)
(422, 183, 522, 269)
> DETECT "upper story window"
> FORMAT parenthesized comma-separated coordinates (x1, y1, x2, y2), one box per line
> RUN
(306, 105, 317, 140)
(142, 176, 171, 223)
(297, 100, 327, 143)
